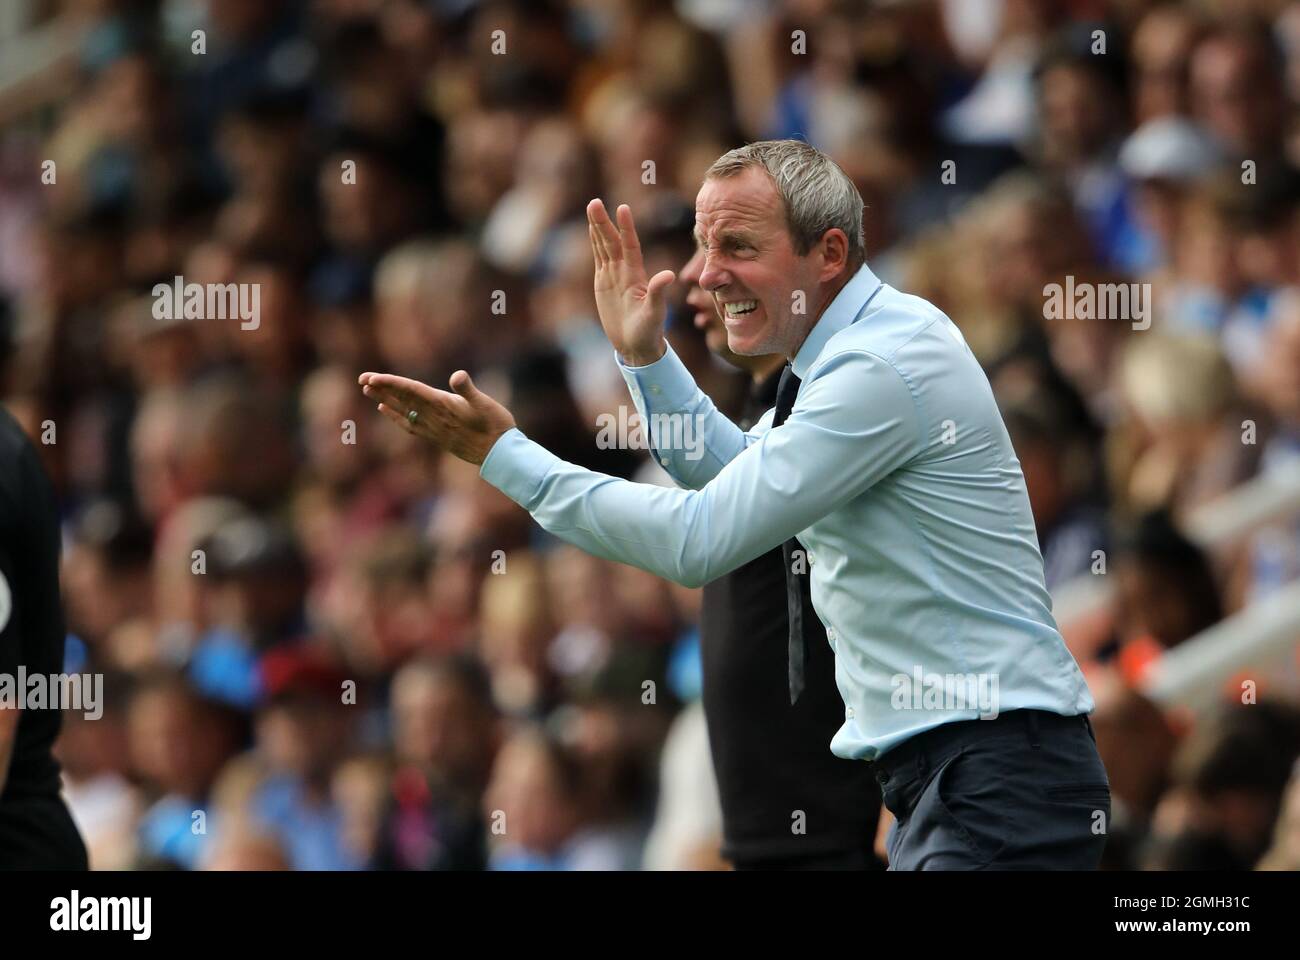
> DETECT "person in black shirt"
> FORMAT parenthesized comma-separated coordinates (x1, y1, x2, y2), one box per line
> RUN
(675, 245, 883, 870)
(0, 408, 89, 869)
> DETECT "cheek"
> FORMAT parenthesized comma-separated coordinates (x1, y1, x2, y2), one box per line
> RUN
(737, 263, 785, 303)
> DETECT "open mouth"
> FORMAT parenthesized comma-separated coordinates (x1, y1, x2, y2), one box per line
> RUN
(722, 300, 758, 317)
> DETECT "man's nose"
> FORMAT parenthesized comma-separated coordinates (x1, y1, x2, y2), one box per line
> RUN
(698, 255, 730, 292)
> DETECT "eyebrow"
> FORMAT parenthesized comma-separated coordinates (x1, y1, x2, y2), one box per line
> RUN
(693, 228, 756, 250)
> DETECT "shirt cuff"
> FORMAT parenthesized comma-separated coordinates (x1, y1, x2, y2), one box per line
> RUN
(616, 342, 699, 411)
(479, 427, 560, 508)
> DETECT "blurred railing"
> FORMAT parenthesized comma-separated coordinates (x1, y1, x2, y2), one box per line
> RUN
(1052, 460, 1300, 708)
(1143, 578, 1300, 709)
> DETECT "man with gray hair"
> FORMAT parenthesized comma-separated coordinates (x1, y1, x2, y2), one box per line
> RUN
(360, 139, 1110, 869)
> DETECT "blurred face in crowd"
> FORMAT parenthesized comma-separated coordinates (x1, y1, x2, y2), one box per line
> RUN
(1131, 7, 1200, 123)
(483, 735, 579, 855)
(391, 665, 495, 787)
(678, 244, 729, 359)
(256, 695, 349, 782)
(301, 366, 371, 487)
(63, 543, 149, 643)
(319, 152, 416, 253)
(693, 166, 847, 359)
(128, 686, 232, 798)
(1174, 198, 1242, 296)
(1131, 178, 1187, 259)
(1039, 63, 1117, 165)
(1190, 35, 1284, 155)
(1115, 559, 1208, 650)
(1258, 294, 1300, 426)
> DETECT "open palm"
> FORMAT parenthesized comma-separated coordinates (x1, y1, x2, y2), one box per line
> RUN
(586, 199, 676, 367)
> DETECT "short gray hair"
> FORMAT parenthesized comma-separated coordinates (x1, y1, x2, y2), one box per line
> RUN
(705, 140, 865, 266)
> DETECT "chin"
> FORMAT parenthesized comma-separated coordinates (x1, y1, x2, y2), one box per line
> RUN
(726, 336, 764, 358)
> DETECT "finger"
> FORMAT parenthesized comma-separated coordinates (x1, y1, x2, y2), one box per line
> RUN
(362, 380, 411, 410)
(647, 269, 676, 300)
(646, 268, 676, 318)
(364, 380, 446, 424)
(593, 218, 613, 266)
(447, 369, 501, 419)
(449, 369, 479, 402)
(615, 204, 644, 271)
(587, 197, 610, 229)
(587, 200, 610, 265)
(589, 197, 623, 262)
(376, 402, 417, 434)
(363, 373, 443, 407)
(363, 372, 427, 393)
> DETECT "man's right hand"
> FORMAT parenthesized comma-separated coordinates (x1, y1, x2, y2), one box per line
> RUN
(586, 198, 675, 367)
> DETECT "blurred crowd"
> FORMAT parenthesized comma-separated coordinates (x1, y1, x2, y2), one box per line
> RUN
(2, 0, 1300, 871)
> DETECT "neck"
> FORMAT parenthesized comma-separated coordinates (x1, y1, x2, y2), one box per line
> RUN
(785, 263, 860, 362)
(748, 353, 787, 384)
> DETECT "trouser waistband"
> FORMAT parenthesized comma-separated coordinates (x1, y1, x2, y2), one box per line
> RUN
(868, 709, 1093, 785)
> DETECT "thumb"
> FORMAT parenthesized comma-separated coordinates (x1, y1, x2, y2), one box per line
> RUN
(449, 370, 482, 403)
(646, 269, 676, 306)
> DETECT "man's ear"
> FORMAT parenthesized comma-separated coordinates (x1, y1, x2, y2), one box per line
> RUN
(818, 228, 850, 282)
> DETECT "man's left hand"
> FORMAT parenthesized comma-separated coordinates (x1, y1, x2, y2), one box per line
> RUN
(359, 370, 516, 466)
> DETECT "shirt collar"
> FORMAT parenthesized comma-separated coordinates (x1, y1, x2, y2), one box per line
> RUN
(791, 263, 882, 379)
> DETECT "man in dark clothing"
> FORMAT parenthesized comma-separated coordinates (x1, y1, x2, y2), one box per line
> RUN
(676, 245, 883, 870)
(0, 407, 89, 869)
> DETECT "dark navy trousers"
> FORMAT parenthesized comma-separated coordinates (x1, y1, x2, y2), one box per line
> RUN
(873, 709, 1110, 870)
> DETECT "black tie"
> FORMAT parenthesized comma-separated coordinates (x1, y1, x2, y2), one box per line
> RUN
(773, 364, 807, 705)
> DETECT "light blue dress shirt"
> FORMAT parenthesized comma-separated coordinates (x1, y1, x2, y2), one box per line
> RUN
(480, 263, 1094, 759)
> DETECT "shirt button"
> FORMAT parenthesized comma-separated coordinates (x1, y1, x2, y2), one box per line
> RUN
(827, 627, 836, 641)
(846, 707, 855, 719)
(807, 552, 815, 566)
(660, 456, 670, 466)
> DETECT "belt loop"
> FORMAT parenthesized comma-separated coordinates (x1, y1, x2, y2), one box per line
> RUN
(1026, 710, 1041, 749)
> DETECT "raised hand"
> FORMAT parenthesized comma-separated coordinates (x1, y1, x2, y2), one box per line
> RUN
(358, 369, 516, 466)
(586, 198, 676, 366)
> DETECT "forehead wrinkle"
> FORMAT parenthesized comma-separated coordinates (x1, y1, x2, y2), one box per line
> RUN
(695, 179, 788, 251)
(694, 210, 773, 248)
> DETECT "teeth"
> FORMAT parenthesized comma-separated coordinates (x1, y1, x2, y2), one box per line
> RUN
(724, 300, 757, 316)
